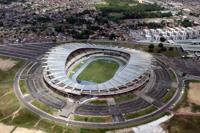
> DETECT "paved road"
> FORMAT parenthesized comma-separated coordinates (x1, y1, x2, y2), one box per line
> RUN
(13, 61, 186, 129)
(0, 43, 54, 60)
(4, 41, 195, 128)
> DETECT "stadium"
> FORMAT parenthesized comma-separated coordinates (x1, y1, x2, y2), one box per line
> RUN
(42, 43, 153, 96)
(15, 42, 178, 128)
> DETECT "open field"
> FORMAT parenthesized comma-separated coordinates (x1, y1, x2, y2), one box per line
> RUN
(0, 123, 14, 133)
(167, 80, 200, 133)
(175, 80, 200, 113)
(31, 100, 58, 114)
(96, 0, 171, 21)
(12, 127, 45, 133)
(77, 59, 119, 83)
(167, 116, 200, 133)
(0, 56, 112, 133)
(188, 82, 200, 105)
(0, 58, 18, 71)
(0, 59, 24, 119)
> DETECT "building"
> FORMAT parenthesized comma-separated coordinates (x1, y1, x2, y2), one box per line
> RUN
(42, 43, 153, 96)
(142, 26, 200, 42)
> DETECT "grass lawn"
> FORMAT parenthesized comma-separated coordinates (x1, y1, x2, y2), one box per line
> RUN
(114, 93, 137, 103)
(89, 99, 107, 105)
(169, 69, 177, 82)
(11, 108, 40, 128)
(125, 106, 157, 120)
(173, 80, 192, 111)
(167, 116, 200, 133)
(74, 115, 112, 123)
(80, 128, 108, 133)
(77, 59, 119, 83)
(0, 92, 21, 118)
(31, 100, 57, 114)
(0, 59, 24, 119)
(19, 80, 29, 94)
(161, 88, 176, 103)
(0, 58, 42, 128)
(162, 49, 180, 57)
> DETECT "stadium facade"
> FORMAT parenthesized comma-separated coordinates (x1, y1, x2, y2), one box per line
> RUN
(42, 43, 153, 96)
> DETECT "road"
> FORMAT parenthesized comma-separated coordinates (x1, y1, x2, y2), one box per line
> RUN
(5, 41, 196, 128)
(13, 60, 186, 129)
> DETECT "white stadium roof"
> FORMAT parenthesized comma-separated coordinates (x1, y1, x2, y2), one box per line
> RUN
(42, 43, 153, 95)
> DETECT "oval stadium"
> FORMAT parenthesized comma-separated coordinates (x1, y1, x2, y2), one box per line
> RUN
(14, 43, 180, 128)
(42, 43, 152, 96)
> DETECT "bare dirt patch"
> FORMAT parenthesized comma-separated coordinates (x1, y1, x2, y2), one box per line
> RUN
(0, 58, 18, 71)
(13, 127, 45, 133)
(188, 82, 200, 105)
(0, 123, 15, 133)
(177, 107, 192, 113)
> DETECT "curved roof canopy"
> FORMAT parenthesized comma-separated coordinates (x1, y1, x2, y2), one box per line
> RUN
(42, 43, 153, 94)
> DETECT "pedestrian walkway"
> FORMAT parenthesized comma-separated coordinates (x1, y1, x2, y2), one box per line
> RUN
(133, 114, 173, 133)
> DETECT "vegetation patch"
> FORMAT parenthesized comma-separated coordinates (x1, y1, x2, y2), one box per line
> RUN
(0, 57, 86, 132)
(169, 69, 177, 82)
(74, 115, 112, 123)
(125, 106, 157, 120)
(162, 88, 176, 103)
(11, 108, 40, 128)
(19, 80, 29, 94)
(89, 99, 107, 105)
(80, 128, 108, 133)
(114, 93, 137, 103)
(173, 81, 189, 111)
(148, 44, 180, 57)
(191, 103, 200, 112)
(166, 116, 200, 133)
(174, 80, 200, 113)
(77, 59, 119, 83)
(0, 92, 20, 119)
(31, 100, 57, 114)
(96, 0, 171, 21)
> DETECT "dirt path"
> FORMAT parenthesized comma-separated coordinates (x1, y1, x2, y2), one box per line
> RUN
(0, 58, 18, 71)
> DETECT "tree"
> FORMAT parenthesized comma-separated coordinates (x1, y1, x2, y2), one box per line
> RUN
(181, 19, 192, 27)
(160, 37, 166, 42)
(161, 47, 167, 52)
(148, 44, 154, 52)
(0, 33, 4, 44)
(158, 43, 164, 48)
(109, 33, 116, 40)
(169, 47, 174, 51)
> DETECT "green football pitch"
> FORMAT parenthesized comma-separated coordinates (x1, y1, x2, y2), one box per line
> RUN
(77, 59, 119, 83)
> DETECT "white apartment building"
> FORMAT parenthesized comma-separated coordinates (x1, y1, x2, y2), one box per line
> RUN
(143, 26, 200, 42)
